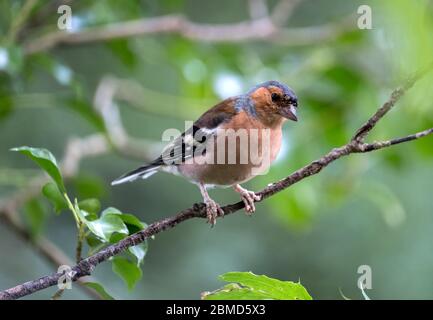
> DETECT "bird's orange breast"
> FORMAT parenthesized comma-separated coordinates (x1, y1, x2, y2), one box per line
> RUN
(178, 111, 284, 186)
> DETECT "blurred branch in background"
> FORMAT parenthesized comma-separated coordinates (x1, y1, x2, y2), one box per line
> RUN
(93, 76, 162, 161)
(270, 0, 301, 26)
(248, 0, 270, 20)
(23, 0, 354, 55)
(1, 62, 432, 300)
(0, 74, 162, 299)
(6, 0, 38, 43)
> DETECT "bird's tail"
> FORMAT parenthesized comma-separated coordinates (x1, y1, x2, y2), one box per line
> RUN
(111, 164, 160, 186)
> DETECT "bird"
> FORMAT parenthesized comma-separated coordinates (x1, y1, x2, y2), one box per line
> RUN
(112, 80, 298, 225)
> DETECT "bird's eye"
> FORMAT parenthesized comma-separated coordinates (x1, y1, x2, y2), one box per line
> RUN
(289, 98, 297, 106)
(271, 93, 280, 102)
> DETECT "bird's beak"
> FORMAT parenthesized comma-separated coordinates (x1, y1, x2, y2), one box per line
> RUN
(280, 104, 298, 122)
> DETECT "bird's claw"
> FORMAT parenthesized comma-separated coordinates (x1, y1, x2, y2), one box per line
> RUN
(205, 199, 224, 226)
(238, 189, 261, 215)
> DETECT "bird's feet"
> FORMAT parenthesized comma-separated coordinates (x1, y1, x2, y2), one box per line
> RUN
(204, 197, 224, 226)
(233, 184, 261, 215)
(199, 182, 224, 226)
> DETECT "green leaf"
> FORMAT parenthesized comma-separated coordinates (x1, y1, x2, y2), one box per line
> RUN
(109, 232, 127, 243)
(42, 182, 67, 214)
(86, 234, 106, 255)
(203, 283, 271, 300)
(119, 214, 146, 234)
(78, 198, 101, 216)
(203, 272, 312, 300)
(11, 146, 65, 192)
(102, 208, 146, 234)
(112, 257, 142, 290)
(24, 198, 47, 238)
(84, 213, 129, 242)
(128, 243, 147, 266)
(101, 207, 122, 216)
(83, 282, 114, 300)
(86, 233, 103, 248)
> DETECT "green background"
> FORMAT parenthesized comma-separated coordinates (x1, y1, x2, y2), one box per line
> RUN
(0, 0, 433, 299)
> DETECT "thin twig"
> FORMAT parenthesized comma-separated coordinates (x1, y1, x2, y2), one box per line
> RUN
(352, 61, 433, 142)
(75, 223, 84, 263)
(1, 64, 432, 300)
(359, 127, 433, 152)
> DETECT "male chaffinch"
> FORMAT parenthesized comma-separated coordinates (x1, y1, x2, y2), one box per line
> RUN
(112, 80, 298, 225)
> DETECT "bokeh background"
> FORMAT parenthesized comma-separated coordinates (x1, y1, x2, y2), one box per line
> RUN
(1, 0, 433, 299)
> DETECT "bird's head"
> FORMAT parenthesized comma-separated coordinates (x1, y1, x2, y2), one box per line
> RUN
(247, 80, 298, 124)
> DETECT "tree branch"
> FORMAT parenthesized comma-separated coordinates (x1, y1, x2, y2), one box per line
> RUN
(23, 12, 354, 55)
(93, 76, 162, 161)
(1, 64, 432, 300)
(352, 61, 433, 142)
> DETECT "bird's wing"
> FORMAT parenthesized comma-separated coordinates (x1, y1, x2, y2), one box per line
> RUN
(152, 97, 238, 167)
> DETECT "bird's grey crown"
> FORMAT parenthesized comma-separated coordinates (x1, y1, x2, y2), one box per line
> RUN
(235, 80, 297, 117)
(248, 80, 297, 101)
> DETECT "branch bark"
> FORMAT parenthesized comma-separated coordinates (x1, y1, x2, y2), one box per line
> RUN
(1, 64, 432, 300)
(0, 209, 101, 300)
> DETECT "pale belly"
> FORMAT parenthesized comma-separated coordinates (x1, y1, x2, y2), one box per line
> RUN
(178, 127, 283, 186)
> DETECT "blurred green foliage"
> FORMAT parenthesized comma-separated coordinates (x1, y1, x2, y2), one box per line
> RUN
(0, 0, 433, 299)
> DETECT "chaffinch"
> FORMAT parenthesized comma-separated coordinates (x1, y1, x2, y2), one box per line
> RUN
(112, 80, 298, 225)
